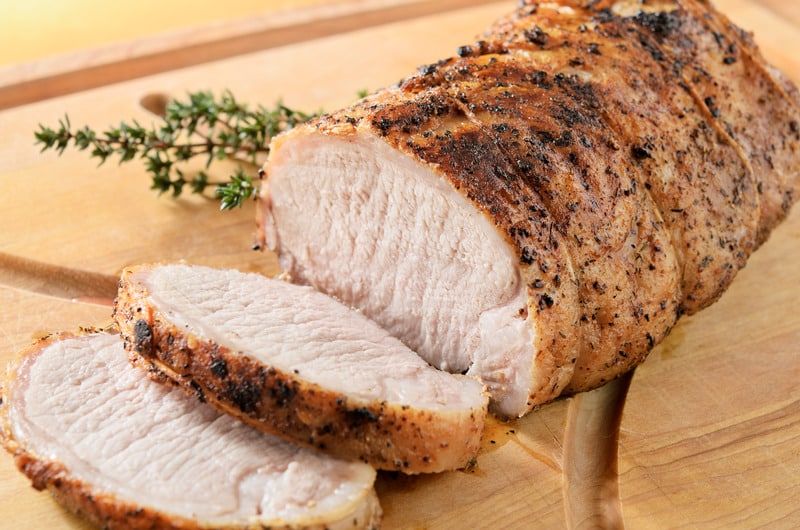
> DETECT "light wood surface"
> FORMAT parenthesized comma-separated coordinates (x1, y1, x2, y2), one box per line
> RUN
(1, 1, 799, 528)
(0, 0, 495, 109)
(0, 0, 337, 67)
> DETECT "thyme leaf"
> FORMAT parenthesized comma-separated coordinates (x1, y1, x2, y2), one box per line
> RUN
(216, 168, 255, 211)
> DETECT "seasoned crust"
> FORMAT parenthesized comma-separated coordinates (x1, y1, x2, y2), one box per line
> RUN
(481, 0, 800, 310)
(1, 331, 382, 530)
(113, 265, 487, 474)
(309, 88, 582, 414)
(259, 0, 799, 400)
(313, 71, 681, 394)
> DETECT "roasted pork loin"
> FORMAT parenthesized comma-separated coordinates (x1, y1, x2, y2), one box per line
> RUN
(113, 264, 488, 473)
(0, 332, 381, 530)
(258, 0, 800, 417)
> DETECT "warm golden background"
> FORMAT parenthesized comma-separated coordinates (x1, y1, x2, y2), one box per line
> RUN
(1, 1, 335, 66)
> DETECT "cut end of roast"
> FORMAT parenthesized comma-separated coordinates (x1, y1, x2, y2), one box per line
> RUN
(260, 125, 547, 417)
(0, 332, 381, 530)
(113, 263, 489, 473)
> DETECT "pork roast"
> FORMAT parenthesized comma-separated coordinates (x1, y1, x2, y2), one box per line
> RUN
(113, 264, 488, 474)
(0, 331, 381, 530)
(257, 0, 800, 417)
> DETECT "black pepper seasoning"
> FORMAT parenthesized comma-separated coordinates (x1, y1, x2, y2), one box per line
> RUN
(457, 45, 474, 57)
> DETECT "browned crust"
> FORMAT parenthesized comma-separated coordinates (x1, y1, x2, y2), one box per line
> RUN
(314, 64, 681, 394)
(113, 265, 487, 474)
(478, 0, 759, 315)
(479, 0, 799, 312)
(433, 52, 681, 392)
(1, 331, 382, 530)
(259, 0, 799, 400)
(307, 87, 582, 413)
(667, 0, 800, 242)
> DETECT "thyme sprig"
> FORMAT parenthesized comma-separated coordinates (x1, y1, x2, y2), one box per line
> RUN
(34, 90, 318, 210)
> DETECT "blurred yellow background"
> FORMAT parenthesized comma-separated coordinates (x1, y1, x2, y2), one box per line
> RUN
(1, 0, 333, 67)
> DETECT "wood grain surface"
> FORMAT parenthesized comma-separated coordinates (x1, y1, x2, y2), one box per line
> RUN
(1, 1, 798, 528)
(0, 0, 332, 67)
(0, 0, 498, 110)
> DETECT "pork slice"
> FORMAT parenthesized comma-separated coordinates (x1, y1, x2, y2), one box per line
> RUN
(113, 264, 488, 473)
(0, 332, 380, 530)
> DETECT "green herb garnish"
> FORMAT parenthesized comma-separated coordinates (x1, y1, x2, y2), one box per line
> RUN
(34, 90, 318, 210)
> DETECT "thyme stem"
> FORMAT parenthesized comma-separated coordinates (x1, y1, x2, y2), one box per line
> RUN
(34, 90, 318, 210)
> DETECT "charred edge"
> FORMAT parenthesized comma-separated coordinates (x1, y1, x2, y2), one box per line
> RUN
(456, 44, 474, 58)
(592, 7, 616, 25)
(632, 10, 681, 40)
(372, 94, 452, 136)
(521, 247, 538, 264)
(346, 407, 380, 428)
(225, 379, 263, 414)
(632, 145, 653, 160)
(189, 380, 206, 403)
(454, 40, 503, 59)
(524, 26, 549, 47)
(18, 456, 60, 491)
(538, 293, 555, 310)
(133, 319, 153, 354)
(209, 357, 228, 379)
(269, 378, 298, 407)
(123, 508, 145, 517)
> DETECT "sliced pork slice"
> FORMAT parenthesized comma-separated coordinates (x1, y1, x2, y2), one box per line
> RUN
(113, 264, 488, 474)
(0, 331, 380, 530)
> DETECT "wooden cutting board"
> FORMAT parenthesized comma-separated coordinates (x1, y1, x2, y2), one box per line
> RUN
(1, 1, 799, 528)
